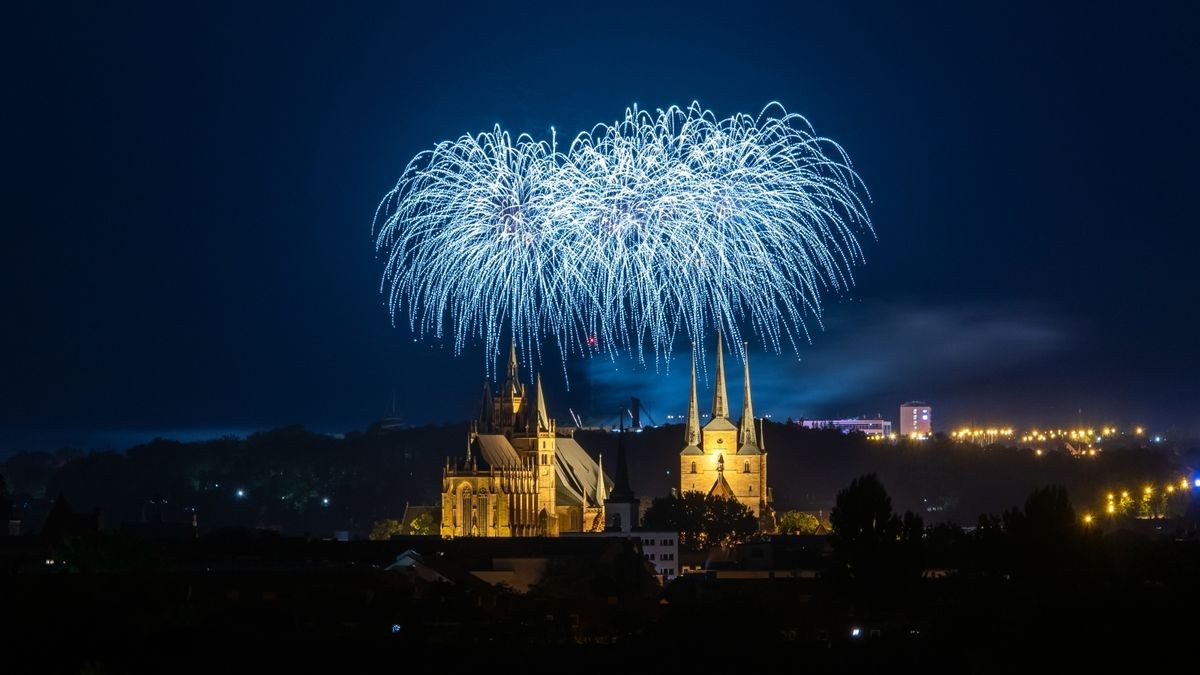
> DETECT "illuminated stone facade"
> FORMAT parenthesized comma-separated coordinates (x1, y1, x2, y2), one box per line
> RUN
(679, 333, 771, 520)
(441, 345, 610, 537)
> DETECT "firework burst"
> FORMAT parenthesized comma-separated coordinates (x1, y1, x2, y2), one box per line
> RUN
(374, 102, 872, 374)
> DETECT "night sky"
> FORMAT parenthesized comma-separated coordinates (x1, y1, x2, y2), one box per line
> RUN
(5, 1, 1199, 452)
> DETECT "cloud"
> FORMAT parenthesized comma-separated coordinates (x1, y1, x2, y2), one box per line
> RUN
(570, 301, 1068, 423)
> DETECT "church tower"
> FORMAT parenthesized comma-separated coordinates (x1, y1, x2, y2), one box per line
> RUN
(487, 343, 526, 434)
(606, 428, 639, 532)
(679, 332, 769, 519)
(701, 330, 738, 457)
(526, 373, 559, 535)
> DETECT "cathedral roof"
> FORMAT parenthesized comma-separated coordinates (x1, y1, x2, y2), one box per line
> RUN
(703, 417, 737, 432)
(680, 443, 703, 455)
(554, 437, 612, 508)
(736, 442, 762, 456)
(472, 434, 523, 469)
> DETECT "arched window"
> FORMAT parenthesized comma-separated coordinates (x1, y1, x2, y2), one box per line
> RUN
(690, 462, 697, 474)
(743, 461, 751, 474)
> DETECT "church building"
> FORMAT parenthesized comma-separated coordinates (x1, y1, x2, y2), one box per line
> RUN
(440, 345, 612, 537)
(679, 332, 772, 522)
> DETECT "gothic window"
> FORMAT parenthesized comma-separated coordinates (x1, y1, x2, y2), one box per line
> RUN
(748, 484, 753, 494)
(743, 461, 751, 474)
(690, 462, 697, 474)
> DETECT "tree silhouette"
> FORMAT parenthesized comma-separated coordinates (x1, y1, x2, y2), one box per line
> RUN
(777, 510, 822, 534)
(369, 518, 403, 541)
(641, 491, 756, 551)
(830, 473, 901, 550)
(828, 473, 927, 581)
(408, 513, 435, 535)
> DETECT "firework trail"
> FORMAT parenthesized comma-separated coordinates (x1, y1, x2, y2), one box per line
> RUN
(374, 102, 872, 375)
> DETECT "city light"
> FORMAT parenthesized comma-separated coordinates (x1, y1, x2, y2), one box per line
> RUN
(850, 627, 862, 638)
(1082, 514, 1094, 524)
(235, 489, 246, 499)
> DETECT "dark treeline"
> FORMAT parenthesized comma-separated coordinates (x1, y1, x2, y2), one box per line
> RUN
(0, 424, 455, 536)
(2, 422, 1196, 536)
(581, 423, 1198, 520)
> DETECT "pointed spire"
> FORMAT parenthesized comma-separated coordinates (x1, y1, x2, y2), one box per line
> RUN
(610, 428, 635, 501)
(595, 454, 608, 505)
(505, 340, 520, 395)
(527, 372, 549, 432)
(685, 345, 701, 447)
(711, 330, 729, 419)
(479, 380, 493, 432)
(739, 341, 757, 448)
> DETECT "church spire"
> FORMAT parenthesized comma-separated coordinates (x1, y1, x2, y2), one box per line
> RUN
(711, 330, 729, 419)
(739, 341, 758, 448)
(595, 454, 608, 505)
(685, 345, 701, 447)
(505, 341, 521, 395)
(479, 380, 493, 432)
(528, 372, 549, 432)
(609, 428, 635, 501)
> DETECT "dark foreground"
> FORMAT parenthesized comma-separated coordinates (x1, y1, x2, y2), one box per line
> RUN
(2, 527, 1198, 674)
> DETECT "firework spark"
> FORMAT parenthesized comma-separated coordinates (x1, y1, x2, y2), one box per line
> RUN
(374, 102, 872, 374)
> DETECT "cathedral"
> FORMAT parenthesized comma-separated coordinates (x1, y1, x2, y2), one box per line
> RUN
(679, 332, 772, 522)
(440, 345, 612, 537)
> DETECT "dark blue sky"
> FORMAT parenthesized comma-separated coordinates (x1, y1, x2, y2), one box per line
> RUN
(5, 1, 1199, 451)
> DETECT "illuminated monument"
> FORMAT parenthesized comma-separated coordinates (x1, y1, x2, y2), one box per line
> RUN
(679, 332, 772, 522)
(440, 345, 611, 537)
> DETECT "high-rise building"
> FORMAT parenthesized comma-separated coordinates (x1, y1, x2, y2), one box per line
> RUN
(900, 402, 932, 436)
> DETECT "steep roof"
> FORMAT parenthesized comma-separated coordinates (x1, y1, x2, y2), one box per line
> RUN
(703, 416, 737, 432)
(472, 434, 523, 469)
(554, 437, 612, 508)
(708, 473, 737, 500)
